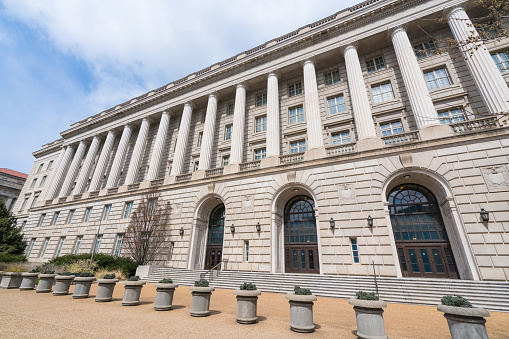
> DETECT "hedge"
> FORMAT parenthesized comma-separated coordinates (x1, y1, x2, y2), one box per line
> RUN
(49, 254, 138, 277)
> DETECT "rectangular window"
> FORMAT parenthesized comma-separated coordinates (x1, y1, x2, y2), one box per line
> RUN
(194, 161, 200, 172)
(222, 156, 230, 167)
(227, 103, 234, 115)
(55, 237, 65, 257)
(477, 22, 500, 39)
(83, 207, 93, 222)
(351, 238, 359, 263)
(492, 51, 509, 73)
(332, 131, 351, 145)
(366, 56, 386, 73)
(37, 164, 44, 173)
(290, 140, 306, 154)
(30, 193, 40, 208)
(40, 176, 47, 187)
(30, 178, 37, 189)
(256, 93, 267, 107)
(254, 148, 267, 160)
(113, 234, 124, 257)
(244, 240, 249, 262)
(197, 132, 203, 147)
(201, 112, 206, 123)
(103, 205, 112, 221)
(327, 95, 346, 115)
(412, 40, 437, 59)
(38, 214, 46, 227)
(27, 238, 36, 257)
(225, 124, 232, 141)
(168, 241, 175, 260)
(73, 236, 83, 255)
(424, 68, 451, 91)
(288, 82, 302, 97)
(324, 70, 341, 85)
(51, 212, 59, 226)
(21, 221, 27, 231)
(255, 115, 267, 133)
(148, 198, 158, 215)
(438, 108, 465, 124)
(66, 209, 75, 224)
(124, 202, 133, 218)
(381, 121, 403, 136)
(289, 106, 304, 124)
(371, 82, 394, 104)
(21, 197, 29, 211)
(40, 237, 50, 258)
(47, 160, 54, 170)
(93, 234, 103, 254)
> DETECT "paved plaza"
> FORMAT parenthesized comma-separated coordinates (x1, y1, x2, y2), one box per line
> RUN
(1, 283, 508, 338)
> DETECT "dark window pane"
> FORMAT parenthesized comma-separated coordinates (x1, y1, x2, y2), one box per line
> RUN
(408, 249, 419, 272)
(420, 249, 432, 273)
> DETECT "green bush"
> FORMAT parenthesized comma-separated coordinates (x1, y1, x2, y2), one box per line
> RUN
(356, 291, 379, 301)
(49, 254, 138, 278)
(41, 270, 55, 274)
(294, 285, 312, 295)
(441, 295, 473, 308)
(0, 252, 27, 263)
(240, 282, 257, 290)
(128, 275, 140, 281)
(79, 272, 95, 278)
(194, 279, 209, 287)
(59, 271, 72, 276)
(103, 273, 116, 279)
(159, 278, 173, 284)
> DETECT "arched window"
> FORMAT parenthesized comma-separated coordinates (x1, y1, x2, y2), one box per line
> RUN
(284, 196, 316, 244)
(207, 204, 225, 245)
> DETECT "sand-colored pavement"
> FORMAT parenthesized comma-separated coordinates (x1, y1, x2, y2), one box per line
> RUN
(1, 283, 508, 338)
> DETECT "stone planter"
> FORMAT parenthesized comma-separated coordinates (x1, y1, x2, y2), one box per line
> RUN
(53, 275, 76, 296)
(122, 281, 147, 306)
(349, 298, 388, 339)
(95, 278, 119, 302)
(0, 271, 3, 285)
(189, 286, 215, 317)
(438, 304, 490, 339)
(0, 272, 23, 289)
(36, 274, 57, 293)
(285, 293, 317, 333)
(20, 272, 40, 290)
(72, 277, 97, 299)
(234, 289, 261, 324)
(154, 283, 178, 311)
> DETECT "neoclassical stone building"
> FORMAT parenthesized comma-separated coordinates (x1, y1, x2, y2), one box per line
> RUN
(13, 0, 509, 281)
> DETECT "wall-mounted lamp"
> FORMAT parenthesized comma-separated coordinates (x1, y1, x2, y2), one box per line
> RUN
(480, 208, 489, 222)
(256, 222, 261, 232)
(179, 227, 184, 236)
(329, 218, 335, 230)
(230, 224, 235, 233)
(367, 215, 374, 227)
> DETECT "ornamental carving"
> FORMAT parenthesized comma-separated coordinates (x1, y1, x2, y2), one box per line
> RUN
(338, 183, 356, 203)
(481, 166, 509, 192)
(242, 195, 254, 212)
(172, 203, 181, 216)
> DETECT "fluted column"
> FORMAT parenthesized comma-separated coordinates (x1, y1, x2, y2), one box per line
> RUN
(198, 94, 218, 170)
(89, 130, 116, 191)
(171, 103, 193, 175)
(125, 118, 151, 185)
(59, 141, 88, 197)
(303, 60, 325, 149)
(106, 124, 133, 188)
(448, 7, 509, 114)
(266, 72, 280, 157)
(73, 136, 102, 194)
(344, 45, 378, 139)
(230, 83, 247, 164)
(45, 146, 74, 199)
(147, 112, 171, 180)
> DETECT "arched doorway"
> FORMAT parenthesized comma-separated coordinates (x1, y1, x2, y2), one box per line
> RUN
(284, 196, 319, 274)
(389, 184, 458, 279)
(204, 204, 225, 269)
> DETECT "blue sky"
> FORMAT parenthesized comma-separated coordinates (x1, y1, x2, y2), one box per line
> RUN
(0, 0, 359, 173)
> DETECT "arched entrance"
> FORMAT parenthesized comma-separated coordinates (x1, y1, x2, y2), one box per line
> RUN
(204, 204, 225, 269)
(389, 184, 458, 279)
(284, 196, 319, 274)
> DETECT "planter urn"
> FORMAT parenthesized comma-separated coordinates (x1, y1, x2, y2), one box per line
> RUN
(234, 289, 261, 324)
(122, 281, 147, 306)
(154, 283, 178, 311)
(36, 274, 57, 293)
(438, 304, 490, 339)
(95, 278, 119, 302)
(285, 293, 317, 333)
(20, 272, 40, 290)
(0, 272, 23, 289)
(72, 277, 97, 299)
(349, 298, 388, 339)
(189, 286, 215, 317)
(53, 275, 76, 296)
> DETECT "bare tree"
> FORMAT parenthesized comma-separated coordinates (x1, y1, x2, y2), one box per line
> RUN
(124, 189, 171, 265)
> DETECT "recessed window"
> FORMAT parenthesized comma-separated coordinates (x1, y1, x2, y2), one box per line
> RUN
(332, 131, 351, 145)
(492, 51, 509, 73)
(20, 196, 30, 211)
(254, 148, 266, 160)
(351, 238, 359, 263)
(255, 115, 267, 133)
(20, 221, 27, 231)
(51, 212, 59, 226)
(103, 205, 112, 221)
(198, 132, 203, 147)
(27, 238, 36, 257)
(438, 108, 465, 124)
(124, 202, 133, 218)
(381, 121, 403, 136)
(37, 164, 44, 173)
(40, 237, 50, 258)
(66, 209, 75, 224)
(30, 178, 37, 189)
(288, 82, 302, 97)
(290, 140, 306, 154)
(256, 93, 267, 107)
(73, 236, 83, 255)
(244, 240, 249, 262)
(227, 103, 234, 116)
(371, 82, 394, 104)
(289, 106, 304, 124)
(113, 234, 124, 257)
(194, 161, 200, 172)
(225, 124, 233, 141)
(477, 22, 500, 40)
(40, 176, 47, 187)
(38, 214, 46, 227)
(93, 234, 103, 254)
(324, 70, 340, 86)
(47, 160, 54, 170)
(83, 207, 93, 222)
(327, 95, 346, 115)
(201, 112, 206, 124)
(366, 56, 386, 73)
(222, 155, 230, 167)
(168, 241, 175, 261)
(412, 40, 437, 59)
(55, 237, 65, 257)
(30, 193, 40, 208)
(424, 68, 451, 91)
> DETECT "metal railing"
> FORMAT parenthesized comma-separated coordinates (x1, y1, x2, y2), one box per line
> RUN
(279, 152, 305, 164)
(450, 116, 498, 133)
(382, 131, 420, 146)
(199, 259, 229, 282)
(326, 143, 356, 155)
(239, 160, 261, 171)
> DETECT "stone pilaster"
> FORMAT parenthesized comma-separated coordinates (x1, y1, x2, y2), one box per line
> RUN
(230, 83, 247, 164)
(171, 103, 193, 175)
(266, 72, 280, 157)
(125, 118, 151, 185)
(146, 111, 171, 180)
(73, 135, 102, 194)
(59, 140, 88, 197)
(89, 130, 116, 192)
(303, 60, 325, 149)
(44, 146, 74, 200)
(198, 94, 218, 170)
(106, 124, 133, 188)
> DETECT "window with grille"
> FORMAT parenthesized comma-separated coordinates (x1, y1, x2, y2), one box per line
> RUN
(381, 121, 403, 136)
(366, 56, 386, 73)
(51, 212, 59, 225)
(227, 103, 234, 115)
(225, 125, 232, 140)
(245, 241, 249, 262)
(83, 207, 93, 222)
(66, 210, 75, 224)
(327, 95, 346, 114)
(124, 202, 133, 218)
(254, 148, 266, 160)
(27, 238, 36, 257)
(38, 214, 46, 227)
(412, 40, 437, 59)
(222, 156, 230, 167)
(37, 164, 44, 172)
(40, 176, 47, 187)
(30, 178, 37, 189)
(477, 22, 500, 40)
(73, 236, 83, 255)
(332, 131, 351, 145)
(21, 197, 29, 211)
(290, 140, 306, 154)
(324, 70, 340, 85)
(113, 234, 124, 257)
(55, 237, 65, 257)
(103, 205, 112, 221)
(40, 238, 50, 258)
(47, 160, 54, 170)
(288, 82, 302, 97)
(438, 108, 465, 124)
(255, 115, 267, 133)
(198, 132, 203, 147)
(256, 93, 267, 107)
(93, 234, 103, 254)
(371, 82, 394, 104)
(424, 68, 451, 91)
(201, 112, 206, 123)
(351, 238, 359, 263)
(289, 106, 304, 124)
(492, 51, 509, 73)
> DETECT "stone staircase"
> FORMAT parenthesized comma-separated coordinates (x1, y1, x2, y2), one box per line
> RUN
(141, 267, 509, 312)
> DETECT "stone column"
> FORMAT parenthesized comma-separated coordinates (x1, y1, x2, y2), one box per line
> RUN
(147, 111, 171, 180)
(73, 135, 102, 194)
(230, 83, 247, 164)
(42, 147, 67, 200)
(89, 130, 116, 192)
(266, 72, 280, 158)
(303, 60, 325, 150)
(59, 140, 88, 197)
(198, 94, 218, 170)
(448, 7, 509, 115)
(125, 118, 151, 185)
(106, 124, 133, 188)
(391, 27, 440, 128)
(171, 103, 193, 176)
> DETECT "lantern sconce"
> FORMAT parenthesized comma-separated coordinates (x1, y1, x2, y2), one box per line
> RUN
(230, 224, 235, 233)
(367, 215, 374, 228)
(179, 227, 184, 236)
(256, 222, 261, 232)
(480, 208, 489, 222)
(329, 218, 335, 230)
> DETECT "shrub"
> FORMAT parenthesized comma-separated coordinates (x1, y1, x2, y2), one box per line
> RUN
(5, 263, 27, 273)
(96, 269, 126, 280)
(49, 254, 138, 278)
(356, 291, 379, 301)
(294, 285, 312, 295)
(441, 295, 473, 308)
(128, 275, 140, 281)
(41, 270, 55, 274)
(65, 259, 97, 274)
(240, 282, 257, 290)
(103, 273, 116, 280)
(79, 272, 95, 278)
(194, 279, 209, 287)
(29, 269, 38, 273)
(59, 272, 72, 276)
(159, 278, 173, 284)
(0, 252, 27, 263)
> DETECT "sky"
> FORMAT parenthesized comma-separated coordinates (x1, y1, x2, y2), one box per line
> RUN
(0, 0, 360, 174)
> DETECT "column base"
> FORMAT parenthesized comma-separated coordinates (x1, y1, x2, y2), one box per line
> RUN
(223, 164, 240, 175)
(261, 156, 280, 168)
(192, 170, 206, 180)
(419, 124, 453, 141)
(356, 137, 384, 152)
(164, 176, 176, 185)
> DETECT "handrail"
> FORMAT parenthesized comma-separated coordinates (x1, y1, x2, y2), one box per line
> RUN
(200, 259, 229, 281)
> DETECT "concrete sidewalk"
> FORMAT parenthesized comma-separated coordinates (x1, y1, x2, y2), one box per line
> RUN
(1, 283, 507, 338)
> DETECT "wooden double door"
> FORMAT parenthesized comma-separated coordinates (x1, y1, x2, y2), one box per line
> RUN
(397, 242, 458, 279)
(204, 245, 222, 270)
(285, 244, 319, 274)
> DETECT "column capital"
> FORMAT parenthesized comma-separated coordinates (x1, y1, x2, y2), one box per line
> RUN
(141, 117, 152, 124)
(267, 70, 280, 79)
(107, 129, 117, 137)
(208, 92, 220, 101)
(236, 82, 248, 91)
(184, 101, 195, 110)
(301, 57, 316, 68)
(389, 26, 407, 39)
(446, 5, 466, 18)
(124, 122, 134, 130)
(343, 44, 358, 55)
